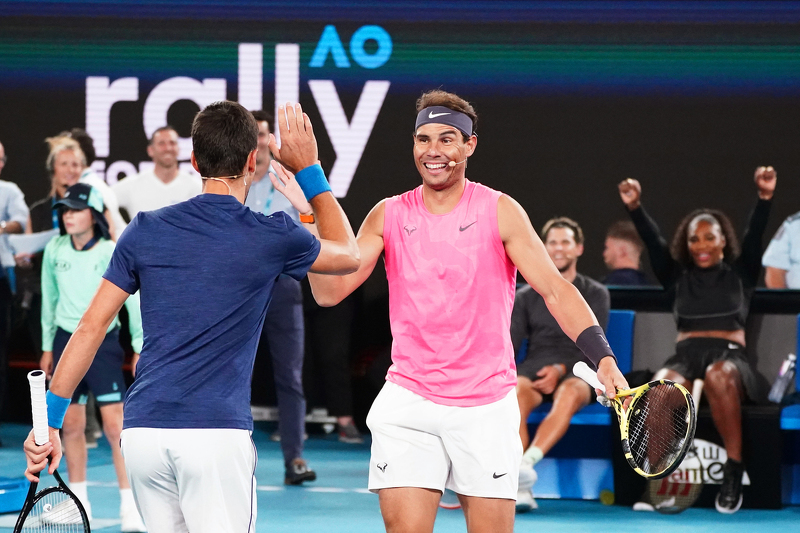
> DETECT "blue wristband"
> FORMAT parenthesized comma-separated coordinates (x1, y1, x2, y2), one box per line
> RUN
(294, 163, 332, 201)
(46, 390, 71, 429)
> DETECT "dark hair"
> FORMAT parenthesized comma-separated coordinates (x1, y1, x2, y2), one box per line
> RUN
(250, 110, 274, 133)
(541, 216, 584, 245)
(416, 90, 477, 141)
(670, 209, 740, 267)
(149, 126, 178, 145)
(63, 128, 96, 165)
(191, 101, 258, 177)
(606, 220, 643, 252)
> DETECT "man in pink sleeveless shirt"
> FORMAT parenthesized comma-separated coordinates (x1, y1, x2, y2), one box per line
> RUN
(276, 90, 628, 533)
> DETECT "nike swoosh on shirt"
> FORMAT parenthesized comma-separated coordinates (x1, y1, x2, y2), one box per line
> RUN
(459, 221, 477, 232)
(493, 472, 507, 479)
(428, 111, 450, 118)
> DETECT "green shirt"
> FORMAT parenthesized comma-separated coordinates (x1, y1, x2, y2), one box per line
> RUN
(41, 235, 143, 352)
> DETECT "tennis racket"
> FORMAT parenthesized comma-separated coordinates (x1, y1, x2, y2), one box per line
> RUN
(650, 378, 705, 514)
(573, 361, 697, 479)
(14, 370, 91, 532)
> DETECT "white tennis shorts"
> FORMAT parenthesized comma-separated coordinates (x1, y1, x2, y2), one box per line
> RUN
(367, 381, 521, 499)
(121, 428, 257, 533)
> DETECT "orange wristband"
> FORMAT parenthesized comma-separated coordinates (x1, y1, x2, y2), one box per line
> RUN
(299, 213, 315, 224)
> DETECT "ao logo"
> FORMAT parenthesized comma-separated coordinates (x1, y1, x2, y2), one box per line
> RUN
(85, 25, 391, 197)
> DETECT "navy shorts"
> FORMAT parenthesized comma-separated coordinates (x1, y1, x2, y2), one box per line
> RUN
(52, 326, 127, 406)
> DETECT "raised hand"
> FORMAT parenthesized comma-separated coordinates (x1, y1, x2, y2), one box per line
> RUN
(267, 103, 319, 174)
(618, 178, 642, 210)
(754, 166, 777, 200)
(269, 161, 313, 216)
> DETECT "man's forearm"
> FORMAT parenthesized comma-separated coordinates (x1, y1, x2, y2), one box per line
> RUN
(49, 320, 110, 399)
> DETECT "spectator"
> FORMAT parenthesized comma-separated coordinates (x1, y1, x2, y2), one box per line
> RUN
(246, 110, 316, 484)
(39, 183, 145, 531)
(65, 128, 127, 240)
(602, 220, 650, 286)
(762, 211, 800, 288)
(0, 140, 29, 431)
(302, 281, 363, 444)
(111, 126, 201, 220)
(513, 217, 610, 512)
(618, 167, 776, 514)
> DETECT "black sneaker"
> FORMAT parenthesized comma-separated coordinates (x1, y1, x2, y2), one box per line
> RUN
(715, 458, 744, 514)
(285, 458, 317, 485)
(338, 421, 364, 444)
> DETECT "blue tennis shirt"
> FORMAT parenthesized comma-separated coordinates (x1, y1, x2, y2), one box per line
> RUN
(103, 193, 321, 430)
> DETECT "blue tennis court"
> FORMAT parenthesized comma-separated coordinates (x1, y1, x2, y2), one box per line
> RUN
(0, 422, 797, 532)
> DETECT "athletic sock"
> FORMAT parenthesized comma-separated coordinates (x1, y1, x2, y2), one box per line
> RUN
(120, 488, 137, 509)
(523, 446, 544, 466)
(69, 480, 90, 508)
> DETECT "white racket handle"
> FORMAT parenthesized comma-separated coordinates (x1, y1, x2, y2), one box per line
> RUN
(692, 378, 704, 405)
(573, 361, 605, 390)
(28, 370, 49, 446)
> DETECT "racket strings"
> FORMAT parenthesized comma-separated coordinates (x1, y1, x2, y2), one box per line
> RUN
(627, 383, 691, 476)
(22, 490, 87, 532)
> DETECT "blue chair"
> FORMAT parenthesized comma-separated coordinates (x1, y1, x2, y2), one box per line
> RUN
(778, 316, 800, 430)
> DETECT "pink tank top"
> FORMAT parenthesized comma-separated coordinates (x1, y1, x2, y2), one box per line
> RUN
(383, 180, 518, 407)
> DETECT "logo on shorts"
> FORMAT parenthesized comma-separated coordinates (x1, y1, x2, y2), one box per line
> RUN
(492, 472, 507, 479)
(377, 462, 388, 473)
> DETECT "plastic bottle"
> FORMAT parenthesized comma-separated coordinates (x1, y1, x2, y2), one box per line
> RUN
(768, 353, 796, 404)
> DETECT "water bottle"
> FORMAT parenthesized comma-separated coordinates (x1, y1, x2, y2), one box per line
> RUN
(768, 353, 796, 404)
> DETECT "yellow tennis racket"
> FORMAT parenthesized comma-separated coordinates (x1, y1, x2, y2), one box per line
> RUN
(573, 361, 697, 479)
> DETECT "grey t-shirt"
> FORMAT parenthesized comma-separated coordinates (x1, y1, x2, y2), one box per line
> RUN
(512, 273, 609, 379)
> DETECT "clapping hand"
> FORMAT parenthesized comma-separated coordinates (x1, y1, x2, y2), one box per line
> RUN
(267, 103, 319, 174)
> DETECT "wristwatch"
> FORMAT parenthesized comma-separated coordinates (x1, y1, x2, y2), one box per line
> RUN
(299, 213, 315, 224)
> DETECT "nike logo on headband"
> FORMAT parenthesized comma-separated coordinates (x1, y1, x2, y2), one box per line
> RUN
(428, 111, 450, 118)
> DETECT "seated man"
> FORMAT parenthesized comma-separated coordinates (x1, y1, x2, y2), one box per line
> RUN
(762, 211, 800, 288)
(602, 220, 650, 286)
(513, 217, 610, 512)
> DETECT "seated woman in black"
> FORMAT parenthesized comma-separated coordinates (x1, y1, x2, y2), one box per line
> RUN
(617, 166, 776, 514)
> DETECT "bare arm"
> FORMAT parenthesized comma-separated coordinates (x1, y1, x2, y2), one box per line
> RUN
(765, 266, 788, 289)
(268, 103, 359, 276)
(306, 200, 386, 306)
(497, 194, 627, 395)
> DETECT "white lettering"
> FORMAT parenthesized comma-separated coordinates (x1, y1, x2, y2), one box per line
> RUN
(142, 77, 227, 160)
(308, 79, 389, 197)
(85, 77, 138, 158)
(238, 43, 263, 111)
(275, 44, 300, 144)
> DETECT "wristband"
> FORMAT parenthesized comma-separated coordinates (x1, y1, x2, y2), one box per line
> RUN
(46, 390, 71, 429)
(299, 213, 315, 224)
(575, 325, 617, 368)
(294, 164, 332, 201)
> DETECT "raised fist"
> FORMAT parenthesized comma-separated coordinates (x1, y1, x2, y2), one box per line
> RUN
(754, 166, 776, 200)
(618, 178, 642, 210)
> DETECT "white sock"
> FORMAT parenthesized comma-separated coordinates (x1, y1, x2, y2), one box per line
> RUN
(120, 488, 137, 510)
(69, 480, 90, 508)
(523, 446, 544, 466)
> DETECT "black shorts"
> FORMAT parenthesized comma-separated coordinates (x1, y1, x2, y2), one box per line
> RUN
(516, 357, 591, 403)
(663, 337, 759, 400)
(52, 326, 126, 406)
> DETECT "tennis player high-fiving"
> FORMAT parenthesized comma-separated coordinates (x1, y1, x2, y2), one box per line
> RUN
(23, 100, 359, 533)
(277, 90, 628, 533)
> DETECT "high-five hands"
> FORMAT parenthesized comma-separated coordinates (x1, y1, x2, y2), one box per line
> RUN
(270, 162, 313, 215)
(618, 178, 641, 210)
(267, 103, 319, 174)
(754, 166, 776, 200)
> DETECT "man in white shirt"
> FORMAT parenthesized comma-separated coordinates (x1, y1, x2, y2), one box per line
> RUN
(112, 126, 201, 220)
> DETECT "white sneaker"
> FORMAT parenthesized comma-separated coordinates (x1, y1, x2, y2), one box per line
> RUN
(121, 501, 147, 532)
(516, 488, 538, 513)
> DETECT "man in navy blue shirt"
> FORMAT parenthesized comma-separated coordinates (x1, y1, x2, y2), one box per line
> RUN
(24, 101, 360, 533)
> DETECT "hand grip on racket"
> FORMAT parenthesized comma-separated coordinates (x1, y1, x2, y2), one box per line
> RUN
(572, 361, 697, 479)
(15, 371, 91, 532)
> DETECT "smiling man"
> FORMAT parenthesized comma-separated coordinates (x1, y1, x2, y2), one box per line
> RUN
(301, 90, 627, 533)
(112, 126, 202, 220)
(512, 217, 610, 512)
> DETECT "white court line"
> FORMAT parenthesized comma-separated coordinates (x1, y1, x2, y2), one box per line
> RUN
(255, 485, 371, 494)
